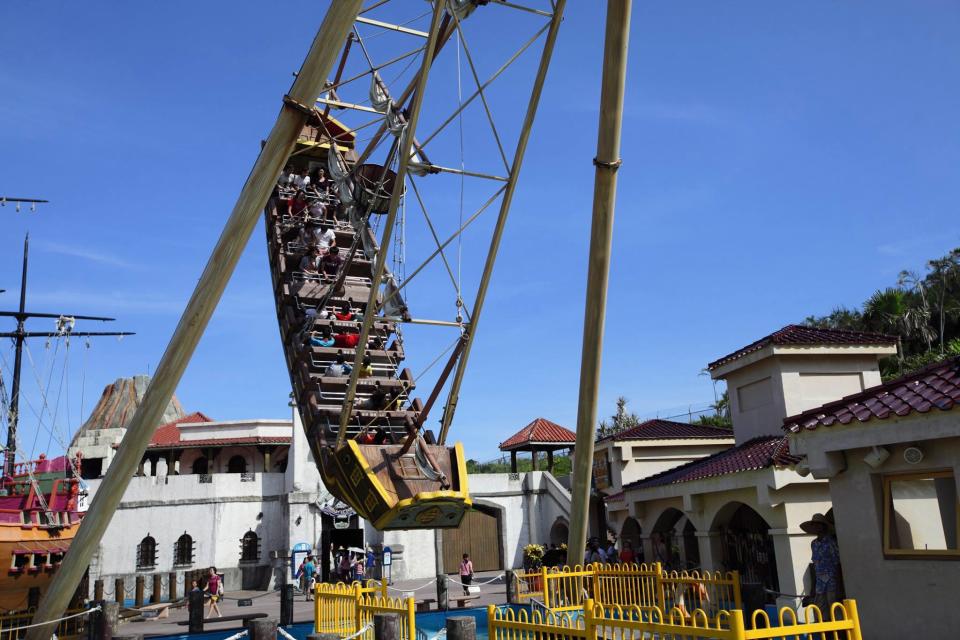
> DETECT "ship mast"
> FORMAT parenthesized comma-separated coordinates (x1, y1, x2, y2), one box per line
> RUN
(1, 234, 134, 478)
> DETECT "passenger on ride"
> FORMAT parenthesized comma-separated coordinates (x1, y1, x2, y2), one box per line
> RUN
(334, 302, 353, 321)
(290, 189, 310, 218)
(357, 428, 377, 445)
(308, 198, 326, 222)
(314, 167, 330, 193)
(324, 351, 353, 377)
(311, 326, 335, 348)
(299, 223, 319, 250)
(365, 381, 389, 410)
(334, 332, 360, 348)
(279, 165, 294, 189)
(293, 166, 311, 191)
(320, 246, 344, 278)
(315, 225, 337, 251)
(299, 246, 323, 274)
(358, 354, 374, 378)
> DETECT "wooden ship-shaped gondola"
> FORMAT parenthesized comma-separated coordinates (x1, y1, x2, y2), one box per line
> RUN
(265, 116, 471, 529)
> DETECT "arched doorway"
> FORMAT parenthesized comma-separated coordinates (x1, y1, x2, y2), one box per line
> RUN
(620, 517, 642, 563)
(191, 457, 209, 475)
(712, 502, 779, 598)
(227, 455, 247, 474)
(442, 504, 503, 573)
(550, 519, 569, 546)
(682, 520, 700, 570)
(651, 508, 685, 569)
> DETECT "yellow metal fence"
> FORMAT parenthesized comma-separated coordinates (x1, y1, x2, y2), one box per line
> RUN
(489, 598, 864, 640)
(515, 563, 741, 621)
(315, 580, 413, 639)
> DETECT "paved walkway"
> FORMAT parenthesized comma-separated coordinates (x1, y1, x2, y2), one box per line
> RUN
(123, 571, 508, 637)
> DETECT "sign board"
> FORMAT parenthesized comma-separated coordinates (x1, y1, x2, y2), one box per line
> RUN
(592, 450, 610, 490)
(290, 542, 312, 579)
(382, 546, 392, 567)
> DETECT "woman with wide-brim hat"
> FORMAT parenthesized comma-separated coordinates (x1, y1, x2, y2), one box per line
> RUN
(801, 513, 841, 613)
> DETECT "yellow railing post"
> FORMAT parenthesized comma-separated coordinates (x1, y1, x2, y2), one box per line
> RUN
(728, 609, 747, 640)
(541, 566, 550, 609)
(313, 589, 320, 633)
(406, 596, 416, 640)
(844, 599, 864, 640)
(731, 570, 742, 610)
(654, 563, 666, 613)
(353, 583, 362, 634)
(592, 562, 600, 604)
(583, 598, 597, 640)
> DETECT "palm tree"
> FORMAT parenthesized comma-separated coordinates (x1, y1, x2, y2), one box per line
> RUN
(897, 270, 934, 351)
(926, 250, 960, 354)
(862, 288, 933, 371)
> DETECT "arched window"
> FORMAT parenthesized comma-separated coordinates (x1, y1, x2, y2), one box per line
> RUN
(174, 532, 194, 566)
(227, 455, 247, 474)
(191, 457, 209, 475)
(137, 534, 157, 570)
(240, 530, 260, 562)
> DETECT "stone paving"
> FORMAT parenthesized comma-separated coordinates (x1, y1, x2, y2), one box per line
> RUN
(123, 571, 508, 637)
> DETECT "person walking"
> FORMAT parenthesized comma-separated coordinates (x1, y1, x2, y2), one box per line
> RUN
(459, 553, 474, 596)
(302, 555, 317, 601)
(203, 566, 223, 618)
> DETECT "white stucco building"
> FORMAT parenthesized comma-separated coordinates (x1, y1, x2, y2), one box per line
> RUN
(73, 380, 577, 601)
(605, 325, 899, 611)
(786, 355, 960, 640)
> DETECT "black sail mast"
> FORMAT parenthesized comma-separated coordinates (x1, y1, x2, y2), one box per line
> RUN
(1, 234, 134, 478)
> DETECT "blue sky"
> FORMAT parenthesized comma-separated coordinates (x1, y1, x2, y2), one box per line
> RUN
(2, 1, 958, 463)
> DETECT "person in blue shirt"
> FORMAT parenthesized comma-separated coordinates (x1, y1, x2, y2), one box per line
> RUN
(311, 326, 335, 348)
(302, 555, 317, 601)
(366, 545, 377, 578)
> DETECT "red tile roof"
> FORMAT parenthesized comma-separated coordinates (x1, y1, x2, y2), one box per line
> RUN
(153, 436, 293, 449)
(143, 413, 291, 449)
(499, 418, 577, 451)
(784, 355, 960, 433)
(148, 412, 214, 446)
(600, 419, 734, 442)
(620, 436, 800, 490)
(708, 324, 898, 371)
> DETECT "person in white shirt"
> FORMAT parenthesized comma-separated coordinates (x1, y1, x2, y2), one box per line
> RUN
(292, 167, 311, 191)
(315, 226, 337, 251)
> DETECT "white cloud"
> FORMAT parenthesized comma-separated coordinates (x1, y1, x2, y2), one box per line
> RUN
(37, 242, 135, 269)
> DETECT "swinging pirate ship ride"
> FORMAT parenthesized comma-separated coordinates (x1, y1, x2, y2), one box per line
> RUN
(265, 0, 573, 529)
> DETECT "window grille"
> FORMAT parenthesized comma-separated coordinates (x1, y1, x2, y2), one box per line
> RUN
(136, 534, 157, 570)
(240, 531, 261, 563)
(174, 533, 195, 566)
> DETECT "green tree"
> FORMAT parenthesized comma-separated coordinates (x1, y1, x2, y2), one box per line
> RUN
(598, 396, 640, 438)
(926, 250, 960, 354)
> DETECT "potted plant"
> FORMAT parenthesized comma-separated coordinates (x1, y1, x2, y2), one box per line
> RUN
(523, 544, 545, 590)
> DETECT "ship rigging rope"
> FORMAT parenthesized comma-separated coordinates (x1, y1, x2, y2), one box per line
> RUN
(0, 605, 101, 633)
(26, 332, 62, 460)
(14, 340, 84, 481)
